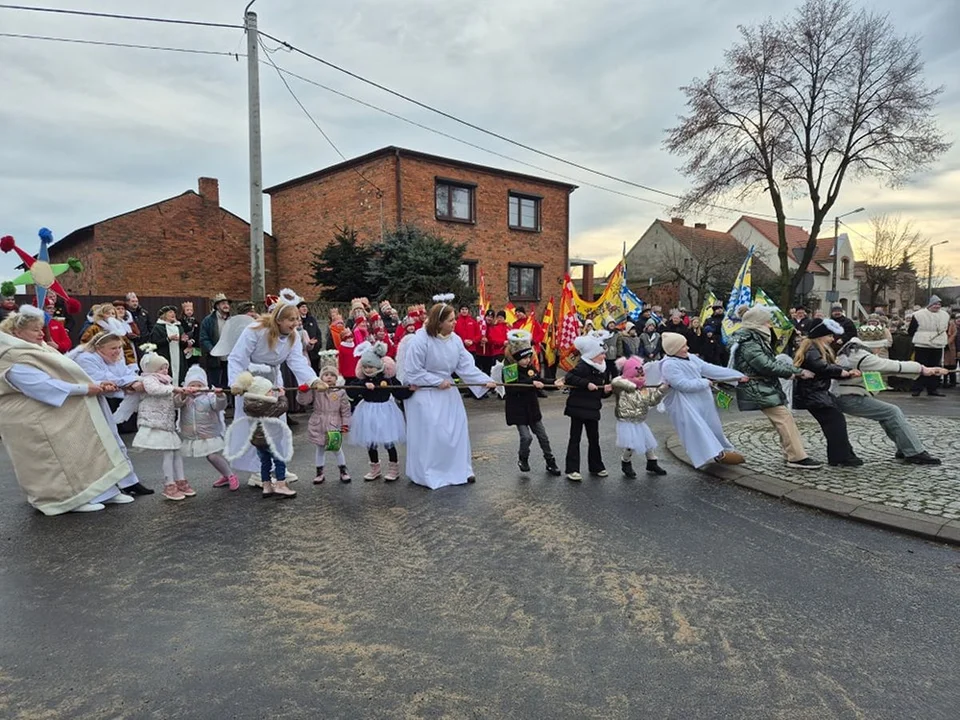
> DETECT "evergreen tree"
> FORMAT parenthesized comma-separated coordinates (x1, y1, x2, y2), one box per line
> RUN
(310, 226, 378, 301)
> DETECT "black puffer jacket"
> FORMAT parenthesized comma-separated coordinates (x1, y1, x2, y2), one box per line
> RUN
(504, 365, 543, 426)
(345, 372, 413, 404)
(793, 346, 846, 410)
(563, 360, 611, 421)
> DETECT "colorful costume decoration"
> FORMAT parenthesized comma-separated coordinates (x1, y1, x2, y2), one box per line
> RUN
(1, 228, 84, 316)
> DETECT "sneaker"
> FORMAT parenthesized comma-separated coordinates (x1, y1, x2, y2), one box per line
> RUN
(786, 458, 823, 469)
(272, 481, 297, 498)
(175, 480, 197, 498)
(364, 462, 382, 481)
(828, 459, 863, 468)
(591, 469, 609, 478)
(284, 471, 299, 484)
(566, 472, 582, 482)
(212, 476, 230, 488)
(227, 475, 240, 491)
(103, 493, 135, 505)
(124, 482, 155, 496)
(70, 502, 106, 513)
(904, 451, 942, 465)
(162, 484, 186, 501)
(248, 473, 263, 488)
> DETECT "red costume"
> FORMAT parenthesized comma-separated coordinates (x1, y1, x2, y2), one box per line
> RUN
(485, 321, 508, 359)
(337, 338, 357, 380)
(454, 314, 481, 353)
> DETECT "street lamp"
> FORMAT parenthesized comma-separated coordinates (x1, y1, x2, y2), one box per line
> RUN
(831, 207, 865, 298)
(928, 240, 949, 298)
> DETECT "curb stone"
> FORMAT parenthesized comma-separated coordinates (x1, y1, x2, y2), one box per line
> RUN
(666, 433, 959, 546)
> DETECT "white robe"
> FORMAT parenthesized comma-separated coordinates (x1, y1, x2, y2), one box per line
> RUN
(661, 354, 744, 469)
(400, 328, 491, 489)
(226, 325, 317, 473)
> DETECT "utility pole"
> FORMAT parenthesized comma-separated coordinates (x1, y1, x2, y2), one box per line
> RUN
(245, 6, 265, 303)
(928, 241, 949, 298)
(830, 207, 864, 303)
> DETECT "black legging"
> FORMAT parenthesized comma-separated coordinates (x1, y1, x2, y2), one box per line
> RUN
(807, 406, 856, 464)
(565, 417, 604, 474)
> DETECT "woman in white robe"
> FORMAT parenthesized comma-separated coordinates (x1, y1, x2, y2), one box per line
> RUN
(0, 307, 138, 513)
(227, 297, 323, 481)
(399, 301, 495, 489)
(659, 332, 749, 469)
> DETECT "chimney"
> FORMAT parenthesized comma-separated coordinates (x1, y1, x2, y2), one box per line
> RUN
(694, 222, 707, 229)
(670, 217, 685, 226)
(198, 177, 220, 206)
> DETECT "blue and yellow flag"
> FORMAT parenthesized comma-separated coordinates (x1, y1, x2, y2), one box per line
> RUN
(721, 247, 754, 343)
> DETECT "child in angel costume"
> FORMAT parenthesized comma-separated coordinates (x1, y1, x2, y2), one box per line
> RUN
(179, 365, 236, 490)
(346, 341, 413, 482)
(296, 351, 353, 485)
(225, 369, 296, 498)
(612, 355, 668, 478)
(493, 329, 561, 476)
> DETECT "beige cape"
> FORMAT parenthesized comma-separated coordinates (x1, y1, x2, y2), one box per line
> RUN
(0, 332, 132, 515)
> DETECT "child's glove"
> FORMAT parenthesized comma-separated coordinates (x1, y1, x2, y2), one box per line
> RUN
(310, 379, 329, 391)
(340, 425, 349, 433)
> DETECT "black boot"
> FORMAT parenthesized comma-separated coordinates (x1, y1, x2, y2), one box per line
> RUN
(646, 459, 667, 476)
(124, 482, 155, 496)
(518, 454, 531, 473)
(544, 455, 561, 476)
(621, 460, 637, 479)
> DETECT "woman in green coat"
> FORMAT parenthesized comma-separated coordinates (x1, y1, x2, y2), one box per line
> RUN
(730, 306, 822, 469)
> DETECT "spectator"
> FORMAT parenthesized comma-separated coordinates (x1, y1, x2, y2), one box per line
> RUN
(661, 309, 687, 335)
(616, 321, 641, 359)
(200, 293, 232, 389)
(944, 316, 960, 388)
(602, 320, 619, 377)
(686, 316, 704, 356)
(701, 328, 727, 366)
(857, 313, 893, 359)
(454, 304, 481, 359)
(180, 301, 201, 367)
(828, 303, 858, 345)
(638, 320, 662, 360)
(703, 304, 726, 336)
(43, 294, 72, 353)
(148, 305, 188, 386)
(908, 295, 950, 397)
(126, 292, 152, 341)
(326, 307, 345, 350)
(112, 300, 139, 340)
(0, 291, 17, 323)
(379, 301, 399, 335)
(475, 308, 498, 375)
(80, 304, 136, 364)
(793, 307, 811, 335)
(297, 300, 322, 372)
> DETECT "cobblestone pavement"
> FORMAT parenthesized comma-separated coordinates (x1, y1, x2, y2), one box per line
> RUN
(725, 415, 960, 520)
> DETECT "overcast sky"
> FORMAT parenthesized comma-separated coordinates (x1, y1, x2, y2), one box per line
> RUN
(1, 0, 957, 293)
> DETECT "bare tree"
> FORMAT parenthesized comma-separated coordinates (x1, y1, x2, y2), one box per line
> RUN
(643, 241, 742, 310)
(859, 214, 927, 307)
(664, 0, 950, 308)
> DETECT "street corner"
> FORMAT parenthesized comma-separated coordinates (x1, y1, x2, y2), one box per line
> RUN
(668, 415, 960, 544)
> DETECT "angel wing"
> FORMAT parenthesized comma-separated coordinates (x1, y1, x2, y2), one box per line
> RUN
(223, 417, 258, 462)
(112, 393, 142, 424)
(211, 315, 255, 357)
(259, 417, 294, 463)
(491, 360, 506, 398)
(643, 360, 662, 388)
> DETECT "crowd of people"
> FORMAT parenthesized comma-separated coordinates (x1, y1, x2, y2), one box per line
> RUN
(0, 285, 955, 516)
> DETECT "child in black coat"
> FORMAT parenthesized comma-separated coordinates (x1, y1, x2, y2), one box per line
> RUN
(561, 335, 612, 481)
(502, 330, 561, 476)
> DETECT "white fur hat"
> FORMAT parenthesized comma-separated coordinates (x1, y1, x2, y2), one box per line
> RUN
(231, 370, 277, 403)
(139, 348, 169, 375)
(184, 365, 208, 387)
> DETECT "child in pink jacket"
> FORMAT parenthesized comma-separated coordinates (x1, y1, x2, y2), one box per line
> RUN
(297, 354, 352, 484)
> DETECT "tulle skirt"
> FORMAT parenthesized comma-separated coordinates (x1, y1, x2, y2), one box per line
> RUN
(348, 400, 406, 447)
(132, 427, 182, 451)
(615, 420, 657, 454)
(180, 436, 225, 457)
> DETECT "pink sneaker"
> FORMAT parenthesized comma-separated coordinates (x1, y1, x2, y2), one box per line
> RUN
(212, 476, 229, 488)
(175, 480, 197, 497)
(227, 474, 240, 491)
(162, 484, 186, 501)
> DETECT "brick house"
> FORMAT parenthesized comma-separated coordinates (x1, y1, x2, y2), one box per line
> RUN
(264, 146, 577, 308)
(45, 177, 277, 300)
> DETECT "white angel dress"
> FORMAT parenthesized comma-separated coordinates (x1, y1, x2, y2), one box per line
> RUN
(399, 328, 492, 489)
(660, 354, 745, 468)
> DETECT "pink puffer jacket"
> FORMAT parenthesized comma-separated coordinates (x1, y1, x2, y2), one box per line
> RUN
(297, 387, 351, 445)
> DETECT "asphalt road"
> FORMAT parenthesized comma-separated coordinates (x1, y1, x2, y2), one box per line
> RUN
(1, 393, 959, 719)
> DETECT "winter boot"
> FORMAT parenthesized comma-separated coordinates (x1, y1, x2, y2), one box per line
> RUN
(384, 461, 400, 482)
(646, 459, 667, 476)
(272, 480, 297, 498)
(339, 465, 352, 483)
(621, 461, 637, 479)
(544, 455, 561, 476)
(364, 462, 382, 481)
(518, 454, 531, 473)
(313, 467, 325, 484)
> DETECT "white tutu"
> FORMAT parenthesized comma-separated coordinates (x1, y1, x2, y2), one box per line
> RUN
(348, 400, 406, 447)
(180, 436, 225, 458)
(132, 427, 182, 451)
(615, 420, 658, 454)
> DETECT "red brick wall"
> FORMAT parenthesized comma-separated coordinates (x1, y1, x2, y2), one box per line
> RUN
(270, 156, 397, 295)
(48, 188, 278, 301)
(268, 152, 571, 308)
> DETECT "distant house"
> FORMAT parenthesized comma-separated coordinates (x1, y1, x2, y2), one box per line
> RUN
(264, 146, 577, 309)
(44, 178, 277, 301)
(624, 218, 747, 310)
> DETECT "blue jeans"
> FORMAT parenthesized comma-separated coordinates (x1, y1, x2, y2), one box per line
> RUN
(256, 446, 286, 482)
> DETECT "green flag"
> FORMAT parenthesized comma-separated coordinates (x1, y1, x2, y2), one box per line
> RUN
(716, 390, 733, 410)
(503, 363, 519, 384)
(862, 371, 887, 393)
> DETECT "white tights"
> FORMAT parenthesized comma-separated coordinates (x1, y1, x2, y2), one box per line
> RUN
(162, 450, 185, 484)
(206, 452, 232, 478)
(316, 446, 346, 467)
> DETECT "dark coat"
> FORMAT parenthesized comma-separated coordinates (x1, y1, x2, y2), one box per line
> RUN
(181, 315, 200, 345)
(701, 336, 728, 366)
(129, 305, 153, 339)
(346, 372, 413, 404)
(562, 360, 610, 421)
(148, 321, 187, 384)
(686, 328, 705, 356)
(831, 315, 858, 346)
(199, 311, 225, 370)
(300, 312, 322, 361)
(504, 365, 543, 426)
(731, 328, 799, 411)
(793, 345, 846, 410)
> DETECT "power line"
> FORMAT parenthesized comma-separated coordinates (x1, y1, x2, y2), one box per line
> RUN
(840, 220, 872, 244)
(259, 29, 813, 223)
(0, 31, 243, 57)
(0, 3, 243, 29)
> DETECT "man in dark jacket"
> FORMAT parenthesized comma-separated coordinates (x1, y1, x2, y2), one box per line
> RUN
(829, 303, 858, 346)
(180, 300, 201, 366)
(199, 293, 231, 389)
(126, 292, 152, 341)
(731, 306, 821, 469)
(297, 301, 322, 372)
(703, 304, 726, 336)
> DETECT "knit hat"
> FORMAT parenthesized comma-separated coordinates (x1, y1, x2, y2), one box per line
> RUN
(928, 295, 942, 307)
(644, 319, 656, 330)
(830, 302, 843, 311)
(741, 305, 773, 329)
(236, 301, 256, 315)
(138, 345, 168, 374)
(573, 334, 604, 361)
(506, 329, 533, 361)
(807, 318, 844, 339)
(359, 341, 387, 372)
(231, 371, 276, 403)
(184, 365, 208, 387)
(615, 356, 646, 388)
(624, 321, 635, 333)
(661, 332, 688, 356)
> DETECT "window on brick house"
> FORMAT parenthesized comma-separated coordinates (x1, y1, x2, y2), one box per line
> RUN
(435, 180, 475, 222)
(508, 264, 541, 302)
(460, 261, 477, 287)
(508, 192, 541, 231)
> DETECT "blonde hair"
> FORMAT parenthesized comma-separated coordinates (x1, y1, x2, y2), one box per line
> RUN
(425, 302, 455, 337)
(251, 303, 299, 350)
(80, 331, 124, 354)
(793, 336, 835, 366)
(92, 303, 117, 322)
(0, 311, 44, 336)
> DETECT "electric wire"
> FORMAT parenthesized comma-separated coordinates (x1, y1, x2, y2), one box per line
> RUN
(0, 3, 243, 29)
(0, 31, 242, 56)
